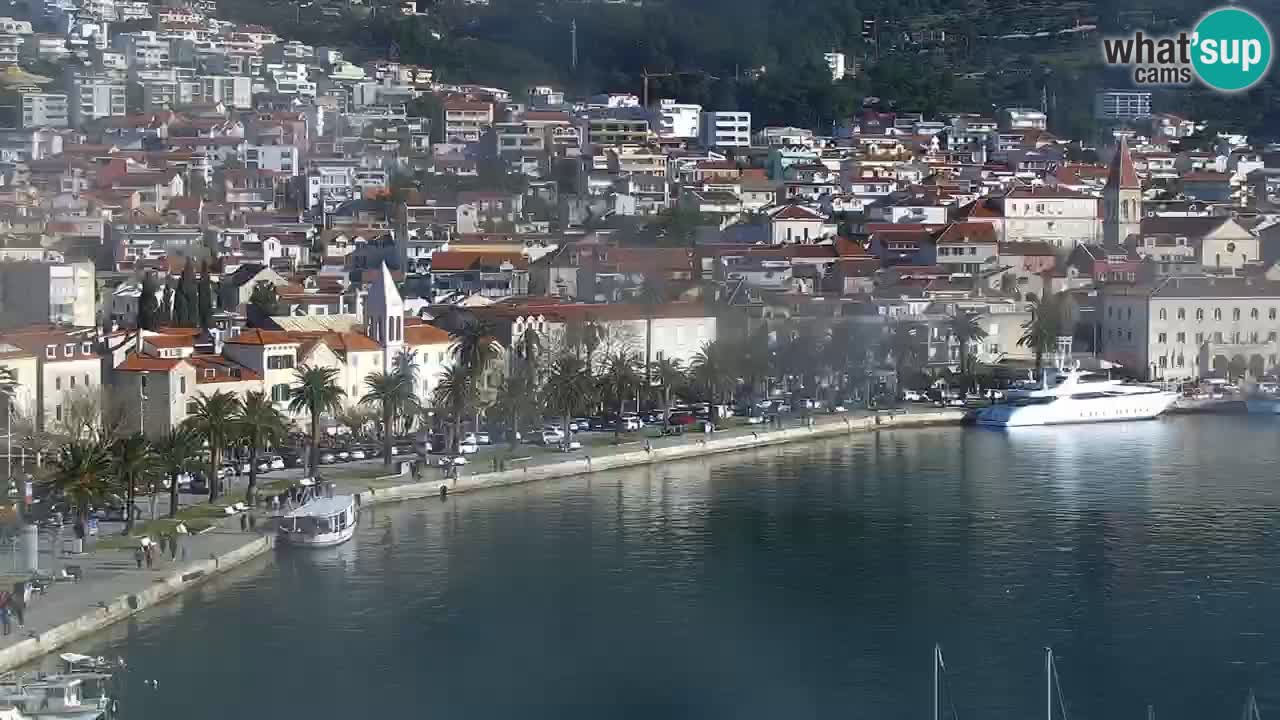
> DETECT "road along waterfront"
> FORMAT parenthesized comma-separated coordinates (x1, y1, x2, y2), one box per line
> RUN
(53, 414, 1280, 720)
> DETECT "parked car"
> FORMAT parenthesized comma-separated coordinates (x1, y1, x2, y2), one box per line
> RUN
(561, 439, 583, 451)
(539, 430, 563, 445)
(747, 414, 766, 425)
(335, 449, 351, 461)
(349, 448, 367, 461)
(621, 414, 642, 431)
(902, 389, 926, 402)
(319, 452, 337, 464)
(268, 455, 286, 471)
(459, 442, 479, 455)
(474, 431, 491, 445)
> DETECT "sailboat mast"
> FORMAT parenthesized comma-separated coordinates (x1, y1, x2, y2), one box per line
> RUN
(933, 644, 940, 720)
(1046, 647, 1053, 720)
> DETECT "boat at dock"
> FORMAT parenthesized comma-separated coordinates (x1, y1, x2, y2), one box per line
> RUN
(278, 494, 357, 548)
(0, 656, 118, 720)
(974, 367, 1178, 427)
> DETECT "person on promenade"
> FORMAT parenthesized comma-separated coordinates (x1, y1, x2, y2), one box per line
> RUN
(144, 544, 154, 569)
(1, 603, 11, 637)
(134, 547, 144, 569)
(239, 513, 247, 532)
(169, 535, 177, 561)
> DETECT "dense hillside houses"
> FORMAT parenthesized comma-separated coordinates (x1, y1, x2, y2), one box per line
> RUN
(0, 0, 1277, 450)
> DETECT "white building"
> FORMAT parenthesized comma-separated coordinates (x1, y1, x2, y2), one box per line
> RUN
(69, 76, 127, 126)
(0, 261, 95, 328)
(823, 51, 847, 81)
(700, 110, 751, 148)
(245, 144, 299, 176)
(1000, 107, 1048, 130)
(19, 93, 68, 128)
(196, 75, 252, 109)
(655, 99, 701, 139)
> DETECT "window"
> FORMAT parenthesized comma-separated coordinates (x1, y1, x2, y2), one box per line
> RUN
(1158, 333, 1167, 344)
(1127, 307, 1132, 319)
(1177, 308, 1185, 320)
(54, 377, 61, 391)
(69, 376, 76, 388)
(1214, 309, 1222, 321)
(63, 343, 73, 356)
(180, 377, 187, 394)
(1251, 332, 1260, 343)
(44, 346, 54, 359)
(1196, 332, 1204, 344)
(1197, 309, 1205, 321)
(1159, 356, 1167, 368)
(186, 400, 198, 414)
(1214, 332, 1223, 342)
(1159, 309, 1167, 320)
(1234, 308, 1241, 321)
(1176, 332, 1185, 343)
(55, 405, 62, 422)
(1270, 332, 1278, 342)
(267, 355, 295, 370)
(1177, 355, 1185, 367)
(1252, 308, 1260, 320)
(81, 342, 91, 354)
(270, 383, 290, 402)
(84, 374, 89, 386)
(1272, 308, 1278, 320)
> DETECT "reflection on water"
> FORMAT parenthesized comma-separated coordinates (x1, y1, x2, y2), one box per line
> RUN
(55, 416, 1280, 720)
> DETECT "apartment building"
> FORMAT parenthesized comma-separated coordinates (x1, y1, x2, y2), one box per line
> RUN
(19, 92, 68, 128)
(700, 111, 751, 148)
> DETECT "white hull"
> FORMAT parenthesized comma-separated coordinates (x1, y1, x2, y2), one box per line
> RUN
(279, 522, 356, 548)
(1246, 398, 1280, 415)
(975, 392, 1178, 427)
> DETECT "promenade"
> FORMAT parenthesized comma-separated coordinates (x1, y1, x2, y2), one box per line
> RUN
(0, 406, 964, 672)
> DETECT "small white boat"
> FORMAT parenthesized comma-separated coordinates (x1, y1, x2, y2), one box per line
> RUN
(278, 495, 357, 548)
(0, 674, 114, 719)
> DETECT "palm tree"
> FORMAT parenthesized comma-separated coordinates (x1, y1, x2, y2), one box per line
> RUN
(689, 340, 737, 423)
(1018, 295, 1064, 373)
(183, 390, 242, 503)
(288, 365, 346, 476)
(543, 354, 594, 448)
(636, 276, 666, 385)
(361, 370, 415, 466)
(156, 426, 202, 518)
(948, 313, 989, 386)
(450, 316, 502, 379)
(887, 322, 926, 395)
(431, 365, 479, 455)
(44, 441, 113, 526)
(111, 432, 153, 533)
(651, 357, 685, 430)
(598, 351, 641, 440)
(236, 391, 288, 506)
(564, 315, 604, 365)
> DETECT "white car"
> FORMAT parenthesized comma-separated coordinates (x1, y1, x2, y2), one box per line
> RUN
(747, 415, 766, 425)
(459, 442, 478, 455)
(336, 450, 351, 461)
(903, 390, 926, 402)
(621, 415, 642, 431)
(268, 456, 286, 470)
(540, 429, 565, 445)
(561, 440, 582, 451)
(349, 449, 367, 460)
(475, 432, 491, 445)
(319, 452, 337, 464)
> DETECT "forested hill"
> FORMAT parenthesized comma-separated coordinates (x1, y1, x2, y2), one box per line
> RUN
(233, 0, 1280, 140)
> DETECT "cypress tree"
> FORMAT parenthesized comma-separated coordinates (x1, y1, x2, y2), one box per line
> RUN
(136, 273, 159, 331)
(197, 266, 214, 329)
(174, 258, 198, 327)
(160, 282, 174, 325)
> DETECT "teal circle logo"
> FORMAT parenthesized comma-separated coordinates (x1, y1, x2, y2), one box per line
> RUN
(1192, 7, 1272, 92)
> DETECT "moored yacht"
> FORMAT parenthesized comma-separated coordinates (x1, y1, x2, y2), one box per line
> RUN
(974, 367, 1178, 427)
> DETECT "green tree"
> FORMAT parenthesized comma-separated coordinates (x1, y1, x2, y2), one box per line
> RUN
(183, 390, 242, 503)
(236, 390, 288, 506)
(651, 357, 686, 430)
(288, 365, 347, 476)
(137, 273, 159, 331)
(431, 365, 479, 456)
(689, 340, 737, 423)
(174, 258, 198, 327)
(361, 370, 416, 467)
(542, 355, 594, 450)
(156, 426, 202, 518)
(160, 282, 174, 325)
(598, 350, 641, 441)
(111, 432, 154, 533)
(948, 313, 989, 385)
(249, 280, 280, 316)
(449, 317, 502, 380)
(197, 266, 214, 329)
(44, 441, 114, 525)
(886, 322, 927, 395)
(1018, 295, 1064, 373)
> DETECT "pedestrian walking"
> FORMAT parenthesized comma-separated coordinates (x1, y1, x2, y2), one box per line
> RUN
(134, 547, 144, 569)
(2, 604, 12, 637)
(239, 513, 247, 532)
(144, 544, 154, 569)
(169, 536, 177, 561)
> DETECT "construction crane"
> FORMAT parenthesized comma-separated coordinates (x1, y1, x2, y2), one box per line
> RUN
(640, 69, 721, 107)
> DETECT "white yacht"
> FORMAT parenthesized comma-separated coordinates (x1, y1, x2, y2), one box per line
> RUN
(974, 367, 1178, 427)
(278, 495, 357, 548)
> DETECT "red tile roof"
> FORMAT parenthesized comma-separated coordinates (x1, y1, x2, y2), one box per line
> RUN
(225, 328, 297, 346)
(772, 205, 827, 221)
(430, 251, 528, 272)
(937, 221, 997, 244)
(117, 353, 183, 372)
(404, 323, 452, 346)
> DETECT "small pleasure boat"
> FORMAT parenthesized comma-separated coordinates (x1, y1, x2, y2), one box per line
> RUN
(277, 495, 357, 548)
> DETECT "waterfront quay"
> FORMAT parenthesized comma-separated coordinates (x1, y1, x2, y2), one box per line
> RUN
(0, 406, 962, 673)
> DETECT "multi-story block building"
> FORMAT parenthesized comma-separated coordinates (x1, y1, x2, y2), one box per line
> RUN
(700, 111, 751, 148)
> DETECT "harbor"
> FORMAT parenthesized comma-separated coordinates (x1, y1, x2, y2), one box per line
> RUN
(55, 414, 1280, 720)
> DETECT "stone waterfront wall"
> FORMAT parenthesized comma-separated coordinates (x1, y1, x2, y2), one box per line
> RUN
(0, 535, 275, 673)
(357, 409, 965, 508)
